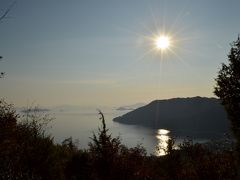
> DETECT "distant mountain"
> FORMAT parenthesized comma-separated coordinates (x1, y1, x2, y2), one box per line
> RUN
(116, 103, 146, 111)
(20, 108, 50, 113)
(113, 97, 230, 138)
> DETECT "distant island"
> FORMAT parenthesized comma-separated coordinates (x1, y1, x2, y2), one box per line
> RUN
(116, 103, 146, 111)
(21, 108, 50, 113)
(113, 97, 230, 138)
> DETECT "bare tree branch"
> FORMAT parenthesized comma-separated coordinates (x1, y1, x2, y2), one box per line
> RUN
(0, 72, 4, 78)
(0, 1, 17, 78)
(0, 55, 4, 77)
(0, 56, 4, 78)
(0, 0, 17, 22)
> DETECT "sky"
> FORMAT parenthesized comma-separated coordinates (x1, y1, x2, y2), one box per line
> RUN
(1, 0, 240, 107)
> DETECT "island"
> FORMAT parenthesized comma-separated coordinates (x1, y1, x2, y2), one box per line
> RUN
(113, 97, 230, 138)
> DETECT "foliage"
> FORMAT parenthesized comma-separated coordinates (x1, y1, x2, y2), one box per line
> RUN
(0, 100, 238, 179)
(0, 100, 66, 179)
(88, 111, 148, 180)
(214, 36, 240, 165)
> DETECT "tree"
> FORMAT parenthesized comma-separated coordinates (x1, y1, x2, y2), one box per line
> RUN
(0, 1, 16, 22)
(214, 36, 240, 157)
(0, 1, 16, 78)
(0, 56, 4, 78)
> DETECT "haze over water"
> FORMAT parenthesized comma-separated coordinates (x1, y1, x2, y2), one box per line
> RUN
(49, 109, 160, 154)
(48, 107, 208, 155)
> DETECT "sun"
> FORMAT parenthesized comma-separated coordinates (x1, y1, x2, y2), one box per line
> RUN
(155, 36, 170, 50)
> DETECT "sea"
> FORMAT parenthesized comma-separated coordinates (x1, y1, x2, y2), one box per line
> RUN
(45, 107, 213, 156)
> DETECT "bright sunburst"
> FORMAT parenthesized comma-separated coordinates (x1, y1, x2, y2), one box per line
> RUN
(127, 5, 195, 63)
(156, 35, 170, 50)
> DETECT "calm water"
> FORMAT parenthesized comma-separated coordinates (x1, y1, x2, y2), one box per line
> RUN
(48, 109, 208, 155)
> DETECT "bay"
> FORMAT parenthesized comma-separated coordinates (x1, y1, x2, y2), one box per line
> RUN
(47, 108, 210, 155)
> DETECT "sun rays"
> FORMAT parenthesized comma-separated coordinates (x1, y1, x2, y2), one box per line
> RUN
(156, 35, 170, 50)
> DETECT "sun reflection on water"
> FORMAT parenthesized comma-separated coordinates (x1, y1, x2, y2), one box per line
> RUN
(155, 129, 171, 156)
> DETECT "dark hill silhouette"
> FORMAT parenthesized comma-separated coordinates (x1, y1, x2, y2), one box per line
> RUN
(113, 97, 230, 138)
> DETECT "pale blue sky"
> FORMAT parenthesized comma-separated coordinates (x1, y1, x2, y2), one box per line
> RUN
(1, 0, 240, 107)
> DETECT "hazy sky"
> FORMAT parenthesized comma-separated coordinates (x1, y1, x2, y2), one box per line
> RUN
(1, 0, 240, 107)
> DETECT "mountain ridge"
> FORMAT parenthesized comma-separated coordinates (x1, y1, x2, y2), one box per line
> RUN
(113, 96, 230, 138)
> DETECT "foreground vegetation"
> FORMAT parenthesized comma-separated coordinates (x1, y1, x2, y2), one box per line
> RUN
(0, 100, 238, 180)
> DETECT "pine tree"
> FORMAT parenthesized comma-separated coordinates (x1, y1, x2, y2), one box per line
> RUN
(214, 36, 240, 155)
